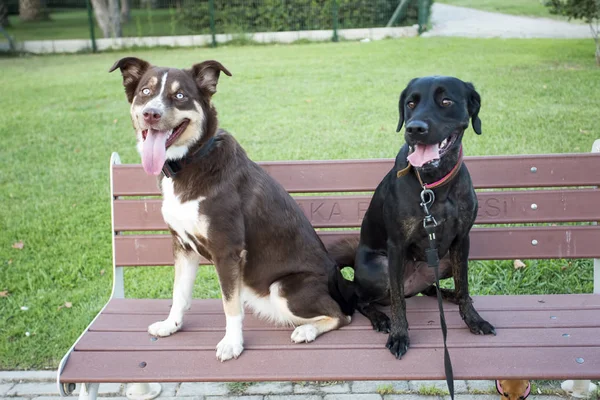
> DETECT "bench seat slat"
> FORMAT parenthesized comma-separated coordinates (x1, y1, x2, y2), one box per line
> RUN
(75, 327, 600, 351)
(89, 309, 600, 332)
(59, 346, 600, 382)
(112, 189, 600, 231)
(111, 154, 600, 196)
(101, 295, 600, 315)
(114, 225, 600, 266)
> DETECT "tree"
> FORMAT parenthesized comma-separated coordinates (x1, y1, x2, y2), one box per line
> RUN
(91, 0, 121, 38)
(121, 0, 130, 23)
(0, 0, 10, 27)
(19, 0, 49, 22)
(546, 0, 600, 65)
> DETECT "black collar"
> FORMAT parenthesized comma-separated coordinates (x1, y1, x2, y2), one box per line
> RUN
(162, 135, 219, 178)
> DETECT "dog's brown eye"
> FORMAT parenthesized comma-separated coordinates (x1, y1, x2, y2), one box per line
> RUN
(141, 88, 151, 96)
(407, 101, 416, 109)
(441, 98, 453, 107)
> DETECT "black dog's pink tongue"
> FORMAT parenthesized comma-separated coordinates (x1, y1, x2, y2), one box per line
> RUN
(407, 143, 440, 167)
(142, 129, 169, 175)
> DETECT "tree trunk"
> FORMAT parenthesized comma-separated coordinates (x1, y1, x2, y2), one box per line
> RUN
(19, 0, 49, 21)
(120, 0, 130, 23)
(0, 0, 10, 27)
(90, 0, 121, 38)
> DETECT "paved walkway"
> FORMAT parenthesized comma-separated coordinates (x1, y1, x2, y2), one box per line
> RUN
(0, 371, 570, 400)
(423, 3, 593, 38)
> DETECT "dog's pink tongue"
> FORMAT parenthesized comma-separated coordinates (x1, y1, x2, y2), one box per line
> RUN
(407, 143, 440, 167)
(142, 129, 169, 175)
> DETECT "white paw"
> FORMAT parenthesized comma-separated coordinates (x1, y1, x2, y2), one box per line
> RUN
(148, 319, 181, 337)
(215, 335, 244, 362)
(291, 324, 318, 343)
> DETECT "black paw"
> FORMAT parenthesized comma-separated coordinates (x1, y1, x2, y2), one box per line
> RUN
(370, 313, 391, 333)
(386, 332, 410, 359)
(467, 319, 496, 336)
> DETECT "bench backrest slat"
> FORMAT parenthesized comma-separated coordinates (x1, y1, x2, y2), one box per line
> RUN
(112, 152, 600, 267)
(112, 153, 600, 196)
(114, 225, 600, 266)
(112, 189, 600, 231)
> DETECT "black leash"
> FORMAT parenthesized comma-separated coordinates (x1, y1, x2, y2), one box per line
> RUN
(420, 187, 455, 400)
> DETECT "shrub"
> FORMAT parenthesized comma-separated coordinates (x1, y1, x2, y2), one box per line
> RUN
(181, 0, 430, 34)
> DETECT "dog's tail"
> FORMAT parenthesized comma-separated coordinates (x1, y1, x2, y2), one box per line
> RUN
(326, 237, 360, 316)
(328, 237, 360, 269)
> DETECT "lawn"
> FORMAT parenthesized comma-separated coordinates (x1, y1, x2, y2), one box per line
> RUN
(437, 0, 568, 19)
(1, 38, 599, 370)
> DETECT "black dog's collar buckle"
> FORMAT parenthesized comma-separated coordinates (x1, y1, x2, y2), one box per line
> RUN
(162, 161, 181, 178)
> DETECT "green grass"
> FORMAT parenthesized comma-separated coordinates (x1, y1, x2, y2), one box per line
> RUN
(5, 8, 195, 41)
(1, 38, 599, 370)
(437, 0, 569, 19)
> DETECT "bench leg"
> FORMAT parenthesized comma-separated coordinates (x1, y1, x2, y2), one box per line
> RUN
(126, 383, 161, 400)
(78, 383, 99, 400)
(561, 380, 597, 398)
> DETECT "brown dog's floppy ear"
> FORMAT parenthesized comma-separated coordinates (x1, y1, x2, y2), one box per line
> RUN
(466, 82, 482, 135)
(191, 60, 232, 96)
(108, 57, 151, 103)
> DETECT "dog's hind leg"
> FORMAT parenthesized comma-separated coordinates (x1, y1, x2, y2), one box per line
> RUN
(215, 249, 247, 362)
(148, 248, 200, 337)
(357, 302, 390, 333)
(280, 275, 351, 343)
(450, 236, 496, 335)
(420, 286, 459, 304)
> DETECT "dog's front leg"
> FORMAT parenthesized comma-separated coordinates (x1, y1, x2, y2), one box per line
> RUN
(215, 250, 247, 362)
(450, 235, 496, 335)
(385, 239, 410, 359)
(148, 248, 200, 336)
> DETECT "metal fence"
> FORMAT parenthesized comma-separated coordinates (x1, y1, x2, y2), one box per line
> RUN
(2, 0, 431, 48)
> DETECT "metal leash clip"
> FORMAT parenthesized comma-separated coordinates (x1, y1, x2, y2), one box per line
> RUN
(420, 188, 435, 216)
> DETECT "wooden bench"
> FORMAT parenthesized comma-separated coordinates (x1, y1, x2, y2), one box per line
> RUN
(57, 141, 600, 399)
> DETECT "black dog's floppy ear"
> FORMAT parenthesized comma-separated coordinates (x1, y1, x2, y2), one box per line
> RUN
(396, 78, 418, 133)
(396, 87, 408, 133)
(466, 82, 482, 135)
(109, 57, 151, 103)
(191, 60, 232, 96)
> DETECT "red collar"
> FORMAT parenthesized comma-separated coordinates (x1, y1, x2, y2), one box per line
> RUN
(397, 146, 464, 189)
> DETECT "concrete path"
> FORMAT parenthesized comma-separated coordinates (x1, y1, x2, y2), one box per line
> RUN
(0, 371, 570, 400)
(422, 3, 593, 38)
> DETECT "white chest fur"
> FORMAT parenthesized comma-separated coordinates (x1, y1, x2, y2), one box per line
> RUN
(161, 177, 210, 252)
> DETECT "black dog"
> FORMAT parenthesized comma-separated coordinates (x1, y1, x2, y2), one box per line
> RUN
(331, 76, 495, 359)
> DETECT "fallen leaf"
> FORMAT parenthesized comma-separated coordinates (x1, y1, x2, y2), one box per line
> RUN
(380, 126, 385, 131)
(12, 241, 24, 249)
(579, 129, 590, 134)
(542, 85, 547, 89)
(0, 291, 9, 297)
(513, 259, 526, 269)
(58, 301, 73, 310)
(100, 269, 105, 275)
(7, 259, 12, 265)
(74, 148, 81, 153)
(113, 119, 118, 124)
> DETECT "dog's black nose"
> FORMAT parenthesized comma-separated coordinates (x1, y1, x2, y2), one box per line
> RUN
(405, 120, 428, 135)
(143, 108, 162, 124)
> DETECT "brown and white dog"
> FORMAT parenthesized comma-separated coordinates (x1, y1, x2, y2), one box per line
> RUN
(109, 57, 354, 361)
